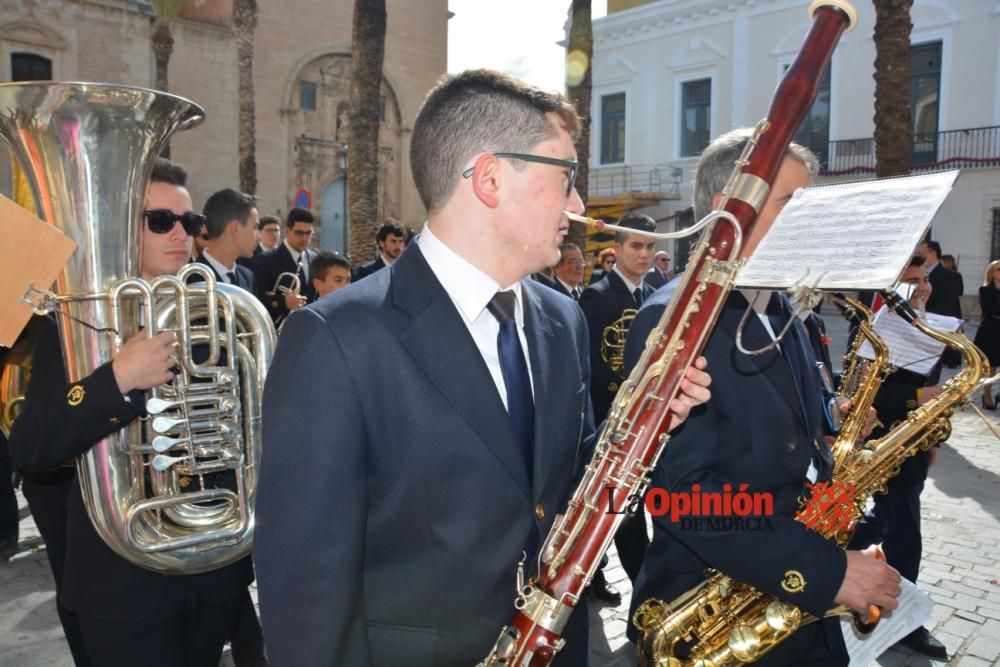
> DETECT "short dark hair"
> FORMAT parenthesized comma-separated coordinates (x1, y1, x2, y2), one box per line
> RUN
(909, 254, 927, 268)
(614, 212, 656, 244)
(202, 188, 257, 240)
(150, 158, 188, 187)
(409, 69, 579, 213)
(557, 242, 581, 263)
(286, 207, 315, 228)
(921, 240, 942, 259)
(257, 214, 281, 231)
(376, 220, 406, 243)
(311, 251, 351, 282)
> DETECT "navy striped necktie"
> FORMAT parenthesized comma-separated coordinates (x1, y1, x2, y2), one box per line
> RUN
(487, 290, 534, 476)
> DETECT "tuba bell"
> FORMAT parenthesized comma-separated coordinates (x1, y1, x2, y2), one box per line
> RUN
(0, 82, 276, 573)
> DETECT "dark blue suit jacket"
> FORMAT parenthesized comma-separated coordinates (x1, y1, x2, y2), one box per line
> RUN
(622, 285, 847, 658)
(193, 254, 256, 293)
(580, 271, 652, 421)
(255, 243, 596, 666)
(8, 315, 253, 621)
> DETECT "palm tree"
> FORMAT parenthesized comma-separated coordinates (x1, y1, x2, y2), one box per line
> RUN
(233, 0, 258, 194)
(347, 0, 387, 263)
(566, 0, 592, 247)
(151, 0, 188, 158)
(872, 0, 913, 178)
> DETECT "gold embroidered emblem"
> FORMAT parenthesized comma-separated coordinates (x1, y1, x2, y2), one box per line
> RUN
(67, 385, 85, 406)
(781, 570, 806, 593)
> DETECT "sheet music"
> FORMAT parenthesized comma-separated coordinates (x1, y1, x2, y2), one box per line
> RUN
(839, 578, 934, 666)
(857, 306, 963, 377)
(736, 171, 959, 290)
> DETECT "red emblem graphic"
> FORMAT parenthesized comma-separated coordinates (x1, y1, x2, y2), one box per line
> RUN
(796, 480, 856, 534)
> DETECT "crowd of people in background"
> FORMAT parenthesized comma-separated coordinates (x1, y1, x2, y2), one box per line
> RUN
(1, 65, 997, 667)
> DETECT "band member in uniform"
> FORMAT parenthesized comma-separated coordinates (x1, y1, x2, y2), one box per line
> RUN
(623, 129, 901, 666)
(8, 159, 260, 667)
(579, 212, 656, 593)
(195, 187, 259, 292)
(849, 255, 948, 660)
(254, 69, 711, 666)
(253, 207, 317, 325)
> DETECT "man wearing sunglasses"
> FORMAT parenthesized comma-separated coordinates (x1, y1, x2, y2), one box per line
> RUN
(9, 158, 263, 667)
(253, 207, 317, 325)
(256, 69, 711, 667)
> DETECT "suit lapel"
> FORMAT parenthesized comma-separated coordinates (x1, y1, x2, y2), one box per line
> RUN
(394, 247, 533, 499)
(521, 282, 564, 499)
(195, 255, 224, 282)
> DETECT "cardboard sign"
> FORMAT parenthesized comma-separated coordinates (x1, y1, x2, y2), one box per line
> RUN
(0, 193, 77, 346)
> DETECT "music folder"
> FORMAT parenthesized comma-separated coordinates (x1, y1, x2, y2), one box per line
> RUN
(0, 193, 77, 347)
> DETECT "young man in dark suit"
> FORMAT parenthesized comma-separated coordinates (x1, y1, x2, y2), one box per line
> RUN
(578, 212, 656, 596)
(196, 187, 258, 292)
(252, 207, 317, 325)
(8, 159, 260, 667)
(254, 69, 710, 667)
(354, 220, 406, 281)
(623, 129, 902, 666)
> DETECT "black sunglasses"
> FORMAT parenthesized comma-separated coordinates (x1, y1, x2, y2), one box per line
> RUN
(144, 209, 207, 236)
(463, 152, 579, 197)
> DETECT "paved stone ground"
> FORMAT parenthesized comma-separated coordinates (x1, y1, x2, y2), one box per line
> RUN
(2, 306, 998, 666)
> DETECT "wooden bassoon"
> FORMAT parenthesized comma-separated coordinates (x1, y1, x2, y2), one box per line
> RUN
(478, 1, 858, 664)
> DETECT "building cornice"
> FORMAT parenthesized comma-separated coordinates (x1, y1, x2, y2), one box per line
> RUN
(594, 0, 815, 50)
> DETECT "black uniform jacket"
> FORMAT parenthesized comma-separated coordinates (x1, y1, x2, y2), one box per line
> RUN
(622, 288, 848, 639)
(579, 270, 653, 421)
(7, 315, 253, 621)
(253, 244, 317, 323)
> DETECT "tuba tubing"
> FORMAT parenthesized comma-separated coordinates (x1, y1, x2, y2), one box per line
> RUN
(0, 82, 275, 573)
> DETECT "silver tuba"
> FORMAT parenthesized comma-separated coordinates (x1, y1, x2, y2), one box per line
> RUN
(0, 82, 276, 573)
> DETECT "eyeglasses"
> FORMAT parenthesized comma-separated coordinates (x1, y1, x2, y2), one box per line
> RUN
(144, 209, 207, 236)
(463, 152, 579, 197)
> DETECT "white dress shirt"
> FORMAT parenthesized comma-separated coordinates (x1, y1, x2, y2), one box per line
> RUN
(417, 225, 535, 410)
(201, 250, 237, 283)
(613, 266, 641, 300)
(283, 239, 310, 281)
(557, 277, 580, 299)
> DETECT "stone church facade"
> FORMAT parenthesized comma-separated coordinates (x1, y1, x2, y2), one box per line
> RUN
(0, 0, 448, 261)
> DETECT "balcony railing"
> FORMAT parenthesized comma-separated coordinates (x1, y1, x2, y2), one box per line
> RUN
(820, 125, 1000, 176)
(588, 163, 684, 198)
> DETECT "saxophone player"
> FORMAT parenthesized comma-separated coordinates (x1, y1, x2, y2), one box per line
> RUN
(623, 129, 902, 666)
(8, 159, 262, 667)
(848, 255, 948, 660)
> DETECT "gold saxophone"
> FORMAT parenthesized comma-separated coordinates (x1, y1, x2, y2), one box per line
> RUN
(633, 291, 988, 667)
